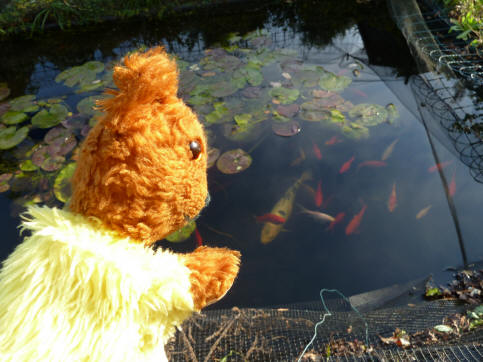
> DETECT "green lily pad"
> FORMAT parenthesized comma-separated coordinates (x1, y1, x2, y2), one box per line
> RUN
(32, 104, 69, 129)
(0, 83, 10, 101)
(200, 50, 241, 72)
(32, 145, 66, 171)
(300, 100, 331, 122)
(45, 126, 77, 156)
(342, 122, 369, 140)
(207, 148, 220, 168)
(272, 120, 301, 137)
(210, 81, 239, 98)
(54, 162, 77, 203)
(1, 111, 28, 125)
(275, 104, 299, 118)
(19, 159, 38, 172)
(319, 72, 352, 92)
(77, 96, 103, 117)
(329, 109, 346, 124)
(269, 87, 299, 104)
(56, 61, 105, 90)
(205, 102, 230, 124)
(9, 95, 38, 113)
(242, 87, 263, 99)
(349, 103, 388, 126)
(0, 102, 10, 118)
(234, 113, 252, 128)
(216, 149, 252, 174)
(292, 69, 321, 88)
(233, 63, 263, 87)
(0, 173, 12, 193)
(0, 126, 29, 150)
(386, 103, 400, 123)
(165, 220, 196, 242)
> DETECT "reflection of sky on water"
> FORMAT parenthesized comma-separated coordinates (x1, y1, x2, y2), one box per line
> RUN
(1, 6, 482, 309)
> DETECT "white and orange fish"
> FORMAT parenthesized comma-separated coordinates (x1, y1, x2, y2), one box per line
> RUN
(428, 161, 453, 173)
(381, 139, 399, 161)
(298, 204, 335, 223)
(416, 205, 432, 219)
(388, 182, 397, 212)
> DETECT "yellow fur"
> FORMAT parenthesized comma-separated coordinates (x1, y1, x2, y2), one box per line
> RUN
(0, 205, 194, 362)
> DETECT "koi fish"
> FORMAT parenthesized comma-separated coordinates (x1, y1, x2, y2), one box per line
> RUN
(351, 88, 367, 98)
(388, 182, 397, 212)
(448, 171, 456, 197)
(325, 136, 342, 146)
(326, 212, 345, 231)
(428, 161, 453, 173)
(345, 204, 367, 235)
(255, 213, 286, 225)
(339, 156, 355, 174)
(416, 205, 432, 219)
(357, 160, 387, 171)
(381, 139, 399, 161)
(312, 142, 322, 160)
(290, 147, 306, 166)
(261, 170, 312, 244)
(194, 228, 203, 247)
(298, 204, 335, 223)
(315, 180, 323, 207)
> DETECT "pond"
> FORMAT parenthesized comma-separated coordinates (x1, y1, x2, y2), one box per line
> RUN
(0, 0, 482, 310)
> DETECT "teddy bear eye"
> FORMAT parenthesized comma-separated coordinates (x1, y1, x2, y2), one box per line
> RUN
(189, 140, 202, 160)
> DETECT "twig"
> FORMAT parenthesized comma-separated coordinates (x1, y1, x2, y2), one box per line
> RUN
(204, 309, 242, 362)
(179, 327, 198, 362)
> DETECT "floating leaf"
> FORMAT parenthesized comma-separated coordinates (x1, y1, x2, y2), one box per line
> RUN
(54, 162, 77, 203)
(217, 149, 252, 174)
(329, 109, 346, 124)
(349, 103, 388, 126)
(207, 148, 220, 168)
(1, 111, 28, 125)
(434, 325, 453, 333)
(0, 173, 12, 193)
(211, 81, 239, 98)
(0, 126, 29, 150)
(242, 87, 262, 99)
(319, 72, 352, 92)
(56, 61, 105, 90)
(269, 87, 299, 104)
(300, 101, 331, 122)
(425, 287, 442, 298)
(19, 159, 38, 172)
(386, 103, 400, 123)
(272, 120, 301, 137)
(32, 145, 66, 171)
(342, 123, 369, 140)
(276, 104, 299, 118)
(77, 96, 103, 117)
(31, 104, 69, 129)
(62, 113, 89, 130)
(9, 95, 38, 113)
(0, 83, 10, 101)
(45, 126, 77, 156)
(205, 102, 230, 124)
(234, 113, 252, 128)
(0, 102, 10, 118)
(292, 69, 321, 88)
(165, 220, 196, 242)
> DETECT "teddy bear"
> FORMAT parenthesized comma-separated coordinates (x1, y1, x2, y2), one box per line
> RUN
(0, 47, 241, 362)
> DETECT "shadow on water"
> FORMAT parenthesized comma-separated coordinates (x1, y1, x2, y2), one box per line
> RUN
(0, 0, 481, 308)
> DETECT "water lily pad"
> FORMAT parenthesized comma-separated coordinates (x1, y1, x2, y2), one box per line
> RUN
(216, 149, 252, 174)
(233, 63, 263, 86)
(0, 173, 12, 193)
(77, 96, 103, 117)
(0, 126, 29, 150)
(386, 103, 400, 123)
(45, 126, 77, 156)
(205, 102, 230, 124)
(19, 159, 38, 172)
(54, 162, 77, 203)
(1, 111, 28, 125)
(62, 113, 89, 130)
(300, 101, 331, 122)
(269, 87, 299, 104)
(0, 102, 10, 118)
(319, 72, 352, 92)
(32, 145, 66, 171)
(342, 122, 369, 140)
(56, 61, 105, 90)
(272, 120, 301, 137)
(292, 70, 321, 88)
(349, 103, 388, 126)
(0, 83, 10, 101)
(211, 81, 239, 98)
(9, 95, 38, 113)
(32, 103, 69, 129)
(200, 49, 241, 72)
(165, 220, 196, 242)
(242, 87, 263, 99)
(276, 104, 299, 118)
(207, 148, 220, 168)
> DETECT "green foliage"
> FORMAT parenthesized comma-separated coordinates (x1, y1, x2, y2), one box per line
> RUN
(441, 0, 482, 49)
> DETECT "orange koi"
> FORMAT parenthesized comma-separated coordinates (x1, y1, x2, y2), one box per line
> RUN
(357, 160, 387, 170)
(256, 213, 286, 225)
(194, 228, 203, 247)
(298, 204, 334, 223)
(290, 147, 306, 166)
(428, 161, 453, 173)
(381, 139, 399, 161)
(315, 181, 323, 207)
(345, 204, 367, 235)
(325, 136, 342, 146)
(339, 156, 355, 174)
(416, 205, 432, 219)
(448, 172, 456, 197)
(312, 142, 322, 160)
(327, 212, 345, 231)
(351, 88, 367, 98)
(388, 182, 397, 212)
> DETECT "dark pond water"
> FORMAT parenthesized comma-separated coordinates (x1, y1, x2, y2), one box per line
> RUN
(0, 0, 482, 309)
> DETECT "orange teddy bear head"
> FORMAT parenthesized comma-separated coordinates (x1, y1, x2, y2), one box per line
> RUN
(70, 47, 208, 245)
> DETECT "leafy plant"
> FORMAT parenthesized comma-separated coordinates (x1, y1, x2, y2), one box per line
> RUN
(31, 0, 80, 34)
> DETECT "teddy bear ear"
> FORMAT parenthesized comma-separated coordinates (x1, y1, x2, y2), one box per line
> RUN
(108, 47, 179, 105)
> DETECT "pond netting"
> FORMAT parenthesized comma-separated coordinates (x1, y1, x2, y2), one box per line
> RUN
(385, 0, 483, 184)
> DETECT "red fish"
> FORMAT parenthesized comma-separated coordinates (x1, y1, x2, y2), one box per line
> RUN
(428, 161, 452, 173)
(357, 160, 387, 170)
(312, 142, 322, 160)
(388, 182, 397, 212)
(256, 213, 286, 225)
(315, 181, 323, 207)
(351, 88, 367, 98)
(345, 204, 367, 235)
(339, 156, 355, 174)
(448, 172, 456, 197)
(325, 136, 342, 146)
(194, 228, 203, 247)
(327, 212, 345, 231)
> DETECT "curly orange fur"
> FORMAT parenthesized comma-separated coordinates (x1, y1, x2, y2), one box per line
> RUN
(70, 47, 208, 245)
(181, 246, 241, 310)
